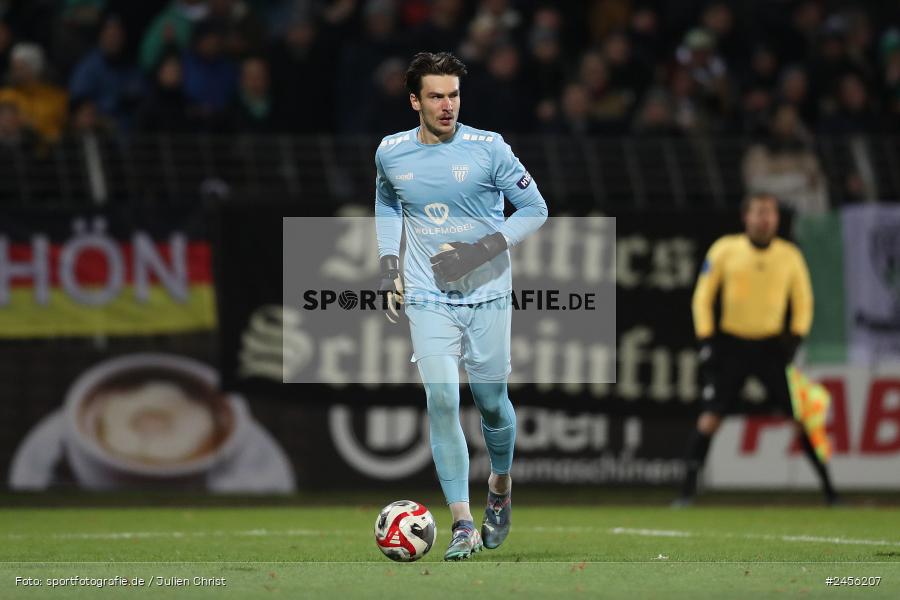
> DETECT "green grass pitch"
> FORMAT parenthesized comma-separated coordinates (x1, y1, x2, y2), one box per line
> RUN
(2, 496, 899, 599)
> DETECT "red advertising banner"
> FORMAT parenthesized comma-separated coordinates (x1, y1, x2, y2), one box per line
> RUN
(0, 211, 215, 337)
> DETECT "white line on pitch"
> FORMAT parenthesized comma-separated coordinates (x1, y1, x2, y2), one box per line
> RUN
(4, 529, 335, 541)
(609, 527, 691, 538)
(747, 533, 900, 547)
(609, 527, 900, 547)
(5, 526, 900, 548)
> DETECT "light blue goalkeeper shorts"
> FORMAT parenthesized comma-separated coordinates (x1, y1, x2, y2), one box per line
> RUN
(406, 294, 512, 381)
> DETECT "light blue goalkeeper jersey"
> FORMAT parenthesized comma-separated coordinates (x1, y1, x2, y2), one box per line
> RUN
(374, 123, 548, 304)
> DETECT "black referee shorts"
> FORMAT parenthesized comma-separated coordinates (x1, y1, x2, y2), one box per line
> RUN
(699, 334, 793, 416)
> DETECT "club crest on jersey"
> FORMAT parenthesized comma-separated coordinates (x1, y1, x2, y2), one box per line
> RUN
(424, 202, 450, 225)
(451, 164, 469, 183)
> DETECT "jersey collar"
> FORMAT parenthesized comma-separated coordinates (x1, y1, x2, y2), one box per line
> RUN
(413, 122, 462, 147)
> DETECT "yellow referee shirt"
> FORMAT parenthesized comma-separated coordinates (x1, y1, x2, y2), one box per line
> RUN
(692, 234, 813, 340)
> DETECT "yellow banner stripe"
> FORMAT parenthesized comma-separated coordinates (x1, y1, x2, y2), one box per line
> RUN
(0, 285, 216, 337)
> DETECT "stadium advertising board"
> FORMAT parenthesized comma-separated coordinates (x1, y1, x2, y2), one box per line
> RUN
(3, 205, 710, 491)
(0, 208, 216, 337)
(5, 205, 897, 491)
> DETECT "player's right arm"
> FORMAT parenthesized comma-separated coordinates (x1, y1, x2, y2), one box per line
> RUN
(374, 149, 404, 323)
(374, 150, 401, 258)
(692, 237, 728, 340)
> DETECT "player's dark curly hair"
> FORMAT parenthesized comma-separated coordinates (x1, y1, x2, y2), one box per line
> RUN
(405, 52, 468, 98)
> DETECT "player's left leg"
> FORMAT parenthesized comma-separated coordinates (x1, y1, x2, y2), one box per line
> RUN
(469, 377, 514, 548)
(462, 295, 515, 548)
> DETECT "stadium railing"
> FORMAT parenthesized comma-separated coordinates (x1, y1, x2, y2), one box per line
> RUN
(0, 134, 896, 209)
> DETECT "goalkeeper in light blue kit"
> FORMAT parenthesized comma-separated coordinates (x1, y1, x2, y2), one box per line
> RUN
(374, 52, 547, 561)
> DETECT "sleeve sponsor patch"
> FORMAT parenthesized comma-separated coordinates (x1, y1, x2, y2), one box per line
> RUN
(516, 172, 532, 189)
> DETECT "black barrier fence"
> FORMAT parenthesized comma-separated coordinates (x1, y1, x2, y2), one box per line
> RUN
(1, 134, 897, 211)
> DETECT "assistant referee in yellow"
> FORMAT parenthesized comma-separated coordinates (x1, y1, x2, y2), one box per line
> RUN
(674, 192, 839, 506)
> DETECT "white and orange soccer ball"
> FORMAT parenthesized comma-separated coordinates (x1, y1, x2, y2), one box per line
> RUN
(374, 500, 436, 562)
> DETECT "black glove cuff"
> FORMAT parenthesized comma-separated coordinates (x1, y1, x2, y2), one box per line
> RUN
(380, 255, 400, 274)
(477, 232, 507, 260)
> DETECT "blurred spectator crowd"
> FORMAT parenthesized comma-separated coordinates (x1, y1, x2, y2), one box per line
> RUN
(0, 0, 899, 210)
(2, 0, 899, 139)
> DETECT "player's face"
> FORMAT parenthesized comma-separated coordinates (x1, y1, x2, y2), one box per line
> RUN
(743, 197, 779, 244)
(411, 75, 460, 142)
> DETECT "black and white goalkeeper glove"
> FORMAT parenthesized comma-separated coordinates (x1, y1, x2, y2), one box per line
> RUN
(379, 255, 404, 324)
